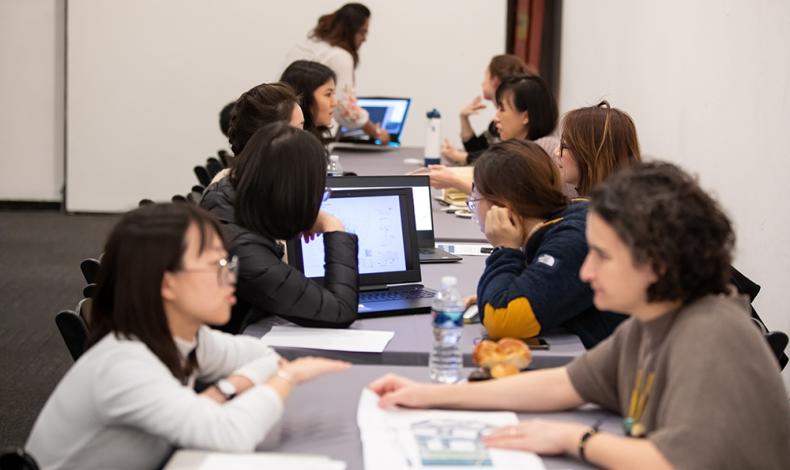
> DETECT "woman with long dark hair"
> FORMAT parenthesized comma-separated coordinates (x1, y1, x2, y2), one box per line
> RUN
(280, 60, 338, 141)
(26, 203, 348, 469)
(285, 3, 389, 144)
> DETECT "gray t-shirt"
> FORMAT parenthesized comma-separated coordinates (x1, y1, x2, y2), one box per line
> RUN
(567, 294, 790, 469)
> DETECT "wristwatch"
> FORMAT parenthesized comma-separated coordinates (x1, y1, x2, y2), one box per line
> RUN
(215, 379, 237, 400)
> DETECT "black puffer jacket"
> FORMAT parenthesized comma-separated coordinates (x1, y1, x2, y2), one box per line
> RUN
(200, 177, 359, 333)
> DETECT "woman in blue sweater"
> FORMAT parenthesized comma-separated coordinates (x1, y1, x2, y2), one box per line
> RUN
(469, 140, 624, 347)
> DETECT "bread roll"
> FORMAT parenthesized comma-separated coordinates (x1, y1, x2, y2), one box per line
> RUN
(472, 337, 532, 375)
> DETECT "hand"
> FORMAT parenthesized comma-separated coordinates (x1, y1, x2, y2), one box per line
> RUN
(441, 138, 468, 164)
(368, 373, 436, 409)
(340, 92, 363, 122)
(373, 123, 391, 145)
(483, 419, 587, 456)
(303, 210, 344, 242)
(464, 295, 477, 309)
(280, 357, 351, 385)
(460, 96, 486, 118)
(484, 206, 524, 249)
(427, 165, 470, 192)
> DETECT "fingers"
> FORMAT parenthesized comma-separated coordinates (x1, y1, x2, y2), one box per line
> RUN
(464, 295, 477, 309)
(368, 373, 407, 396)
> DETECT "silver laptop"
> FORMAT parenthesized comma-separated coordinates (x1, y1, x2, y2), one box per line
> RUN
(327, 175, 462, 263)
(287, 187, 436, 317)
(333, 97, 411, 150)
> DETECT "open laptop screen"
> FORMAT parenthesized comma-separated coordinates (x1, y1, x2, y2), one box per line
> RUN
(287, 187, 421, 286)
(339, 97, 411, 139)
(327, 175, 433, 232)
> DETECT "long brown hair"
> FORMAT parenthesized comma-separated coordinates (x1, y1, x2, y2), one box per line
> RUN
(310, 3, 370, 67)
(86, 203, 224, 384)
(488, 54, 532, 82)
(228, 82, 299, 155)
(474, 140, 568, 220)
(561, 101, 641, 196)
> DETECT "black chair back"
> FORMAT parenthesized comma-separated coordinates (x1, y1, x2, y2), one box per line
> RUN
(206, 157, 223, 178)
(80, 258, 101, 284)
(0, 448, 39, 470)
(193, 166, 211, 186)
(55, 310, 88, 361)
(82, 283, 96, 298)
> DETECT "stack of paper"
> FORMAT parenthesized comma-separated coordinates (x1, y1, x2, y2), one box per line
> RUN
(164, 451, 346, 470)
(357, 389, 546, 469)
(260, 326, 394, 352)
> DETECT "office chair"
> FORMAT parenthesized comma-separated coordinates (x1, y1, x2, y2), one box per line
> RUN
(171, 194, 188, 204)
(76, 297, 93, 324)
(55, 310, 88, 361)
(766, 331, 789, 369)
(217, 149, 231, 168)
(206, 157, 223, 179)
(0, 448, 39, 470)
(79, 258, 101, 285)
(186, 190, 203, 205)
(138, 198, 155, 207)
(193, 166, 211, 187)
(82, 283, 96, 298)
(191, 185, 205, 194)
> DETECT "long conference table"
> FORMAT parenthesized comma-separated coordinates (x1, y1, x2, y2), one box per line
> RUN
(231, 147, 600, 469)
(243, 146, 587, 367)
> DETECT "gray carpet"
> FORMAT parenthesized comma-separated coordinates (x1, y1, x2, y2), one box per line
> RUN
(0, 209, 119, 447)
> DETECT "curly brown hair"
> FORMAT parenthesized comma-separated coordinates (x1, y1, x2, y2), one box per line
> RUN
(590, 161, 735, 303)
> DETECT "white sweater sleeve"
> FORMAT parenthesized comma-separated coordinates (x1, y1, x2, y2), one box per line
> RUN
(194, 326, 279, 383)
(94, 346, 283, 452)
(326, 49, 369, 129)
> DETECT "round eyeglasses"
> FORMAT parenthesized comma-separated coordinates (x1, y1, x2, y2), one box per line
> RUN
(181, 254, 239, 286)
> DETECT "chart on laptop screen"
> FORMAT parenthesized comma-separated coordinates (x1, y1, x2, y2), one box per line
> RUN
(301, 195, 407, 277)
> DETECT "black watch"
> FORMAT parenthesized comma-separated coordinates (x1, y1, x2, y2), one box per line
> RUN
(215, 379, 237, 400)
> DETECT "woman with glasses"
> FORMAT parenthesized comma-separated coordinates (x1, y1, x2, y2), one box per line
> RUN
(369, 162, 790, 469)
(554, 101, 641, 197)
(202, 122, 359, 333)
(26, 203, 349, 469)
(466, 139, 624, 348)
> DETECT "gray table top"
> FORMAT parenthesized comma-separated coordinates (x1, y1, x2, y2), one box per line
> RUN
(334, 146, 486, 242)
(266, 364, 618, 470)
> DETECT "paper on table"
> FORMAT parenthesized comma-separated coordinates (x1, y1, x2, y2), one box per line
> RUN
(260, 326, 394, 352)
(164, 450, 346, 470)
(358, 389, 546, 470)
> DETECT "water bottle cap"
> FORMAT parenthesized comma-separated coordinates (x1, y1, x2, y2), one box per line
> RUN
(426, 108, 441, 119)
(441, 276, 458, 287)
(329, 154, 340, 162)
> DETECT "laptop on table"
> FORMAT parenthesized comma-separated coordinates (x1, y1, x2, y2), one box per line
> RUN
(327, 175, 462, 263)
(287, 187, 436, 317)
(333, 97, 411, 150)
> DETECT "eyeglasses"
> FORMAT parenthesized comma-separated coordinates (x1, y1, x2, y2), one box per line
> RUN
(467, 184, 484, 225)
(180, 255, 239, 286)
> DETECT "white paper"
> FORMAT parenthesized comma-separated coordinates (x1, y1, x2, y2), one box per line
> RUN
(164, 450, 346, 470)
(358, 389, 546, 470)
(260, 326, 394, 352)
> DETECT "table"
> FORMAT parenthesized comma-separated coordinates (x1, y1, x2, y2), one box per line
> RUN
(334, 146, 487, 242)
(168, 365, 619, 470)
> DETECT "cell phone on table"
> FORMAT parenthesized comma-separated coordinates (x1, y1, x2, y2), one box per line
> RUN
(523, 338, 550, 350)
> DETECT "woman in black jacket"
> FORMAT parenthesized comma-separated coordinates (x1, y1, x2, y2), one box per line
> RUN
(201, 122, 358, 333)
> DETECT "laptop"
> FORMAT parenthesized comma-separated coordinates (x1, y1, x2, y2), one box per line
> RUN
(327, 175, 462, 263)
(287, 187, 436, 317)
(333, 97, 411, 150)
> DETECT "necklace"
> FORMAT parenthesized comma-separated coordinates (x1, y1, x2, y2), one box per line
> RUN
(624, 367, 655, 437)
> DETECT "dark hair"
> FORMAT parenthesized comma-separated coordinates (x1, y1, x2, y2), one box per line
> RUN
(488, 54, 531, 82)
(86, 203, 224, 384)
(561, 101, 641, 196)
(219, 101, 235, 138)
(280, 60, 337, 140)
(228, 82, 299, 155)
(232, 122, 328, 240)
(495, 74, 558, 140)
(311, 3, 371, 67)
(590, 161, 734, 304)
(474, 139, 568, 220)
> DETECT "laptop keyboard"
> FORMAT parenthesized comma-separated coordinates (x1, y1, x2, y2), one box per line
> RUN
(360, 288, 436, 302)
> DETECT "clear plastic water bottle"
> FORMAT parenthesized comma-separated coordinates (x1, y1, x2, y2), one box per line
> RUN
(424, 109, 441, 166)
(429, 276, 464, 383)
(327, 154, 344, 176)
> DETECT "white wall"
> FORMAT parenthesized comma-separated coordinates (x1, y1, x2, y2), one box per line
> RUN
(66, 0, 505, 212)
(560, 0, 790, 384)
(0, 0, 64, 201)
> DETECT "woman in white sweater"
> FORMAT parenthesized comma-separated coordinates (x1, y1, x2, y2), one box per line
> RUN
(285, 3, 389, 144)
(26, 203, 349, 470)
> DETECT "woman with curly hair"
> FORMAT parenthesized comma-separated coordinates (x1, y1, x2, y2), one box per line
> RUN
(369, 162, 790, 469)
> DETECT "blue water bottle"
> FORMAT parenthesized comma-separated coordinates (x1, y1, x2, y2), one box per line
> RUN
(429, 276, 464, 383)
(424, 109, 442, 166)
